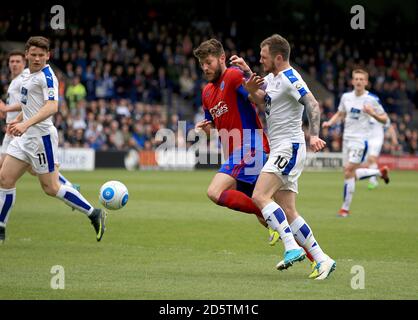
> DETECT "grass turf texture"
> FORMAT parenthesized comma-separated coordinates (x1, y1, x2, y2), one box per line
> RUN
(0, 170, 417, 300)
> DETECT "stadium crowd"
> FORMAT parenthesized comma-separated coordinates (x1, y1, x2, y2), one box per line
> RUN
(1, 10, 417, 155)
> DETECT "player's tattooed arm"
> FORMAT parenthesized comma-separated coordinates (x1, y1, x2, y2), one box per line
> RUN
(299, 93, 321, 136)
(300, 93, 327, 152)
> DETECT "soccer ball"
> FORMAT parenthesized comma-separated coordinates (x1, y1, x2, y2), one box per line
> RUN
(99, 181, 129, 210)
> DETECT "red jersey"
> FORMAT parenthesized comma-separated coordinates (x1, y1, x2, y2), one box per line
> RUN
(202, 67, 270, 157)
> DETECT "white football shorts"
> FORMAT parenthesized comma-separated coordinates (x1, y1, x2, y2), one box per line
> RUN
(7, 126, 59, 174)
(1, 133, 14, 155)
(261, 142, 306, 193)
(367, 135, 384, 158)
(343, 139, 368, 165)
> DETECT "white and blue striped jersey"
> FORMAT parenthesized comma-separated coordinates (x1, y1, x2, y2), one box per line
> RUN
(263, 67, 310, 147)
(20, 65, 59, 136)
(338, 90, 385, 142)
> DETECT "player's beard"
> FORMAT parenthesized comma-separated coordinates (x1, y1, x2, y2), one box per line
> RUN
(208, 63, 223, 83)
(263, 61, 275, 74)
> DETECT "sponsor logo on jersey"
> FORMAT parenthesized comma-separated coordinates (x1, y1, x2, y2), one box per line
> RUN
(48, 89, 55, 98)
(210, 101, 229, 119)
(264, 94, 272, 116)
(295, 83, 302, 90)
(220, 81, 225, 91)
(21, 87, 28, 105)
(349, 107, 361, 120)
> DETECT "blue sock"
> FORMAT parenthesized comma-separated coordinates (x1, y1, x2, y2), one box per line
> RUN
(55, 185, 94, 216)
(0, 188, 16, 227)
(58, 173, 72, 187)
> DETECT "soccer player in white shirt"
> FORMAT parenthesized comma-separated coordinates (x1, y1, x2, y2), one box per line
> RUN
(231, 34, 336, 280)
(0, 51, 27, 167)
(0, 51, 84, 220)
(0, 37, 106, 244)
(322, 69, 390, 217)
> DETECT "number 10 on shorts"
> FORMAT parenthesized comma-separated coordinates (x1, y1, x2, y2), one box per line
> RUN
(274, 155, 289, 170)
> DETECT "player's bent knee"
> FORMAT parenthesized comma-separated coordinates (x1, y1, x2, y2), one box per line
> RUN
(207, 187, 220, 203)
(41, 183, 60, 197)
(0, 174, 16, 189)
(27, 167, 37, 176)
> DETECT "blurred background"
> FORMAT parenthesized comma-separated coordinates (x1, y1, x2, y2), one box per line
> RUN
(0, 0, 417, 169)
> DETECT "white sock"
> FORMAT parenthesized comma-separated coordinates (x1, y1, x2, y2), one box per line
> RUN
(355, 168, 381, 180)
(58, 173, 73, 187)
(55, 185, 94, 216)
(368, 163, 378, 184)
(261, 202, 300, 251)
(342, 177, 355, 211)
(0, 188, 16, 227)
(290, 216, 328, 263)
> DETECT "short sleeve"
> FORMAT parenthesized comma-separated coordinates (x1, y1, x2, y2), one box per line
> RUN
(201, 87, 213, 121)
(282, 69, 310, 101)
(41, 68, 59, 101)
(228, 68, 245, 90)
(338, 94, 346, 112)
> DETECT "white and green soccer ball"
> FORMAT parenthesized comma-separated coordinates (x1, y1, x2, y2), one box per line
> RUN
(99, 181, 129, 210)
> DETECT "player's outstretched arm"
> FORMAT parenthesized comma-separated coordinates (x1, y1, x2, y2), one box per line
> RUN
(363, 104, 388, 124)
(322, 111, 345, 128)
(0, 101, 22, 113)
(387, 125, 399, 146)
(9, 100, 58, 136)
(229, 55, 252, 77)
(300, 93, 326, 152)
(244, 74, 266, 106)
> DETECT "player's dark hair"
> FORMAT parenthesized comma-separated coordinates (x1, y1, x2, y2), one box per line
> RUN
(8, 50, 25, 61)
(193, 39, 225, 60)
(25, 36, 50, 52)
(261, 34, 290, 61)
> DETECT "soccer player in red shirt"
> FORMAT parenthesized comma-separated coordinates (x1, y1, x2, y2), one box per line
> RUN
(193, 39, 275, 238)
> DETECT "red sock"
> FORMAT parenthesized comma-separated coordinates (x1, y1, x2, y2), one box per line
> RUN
(303, 248, 314, 262)
(218, 190, 263, 219)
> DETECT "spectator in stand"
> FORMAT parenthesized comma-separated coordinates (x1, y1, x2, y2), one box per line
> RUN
(66, 76, 86, 112)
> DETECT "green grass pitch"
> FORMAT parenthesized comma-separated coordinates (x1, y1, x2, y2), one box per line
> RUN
(0, 169, 417, 299)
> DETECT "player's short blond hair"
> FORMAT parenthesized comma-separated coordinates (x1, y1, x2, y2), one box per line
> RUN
(260, 34, 290, 61)
(193, 39, 225, 61)
(352, 69, 369, 80)
(25, 36, 50, 52)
